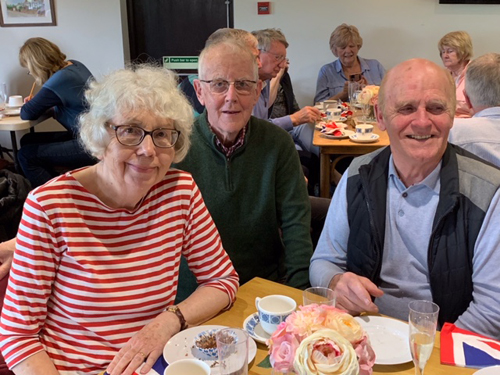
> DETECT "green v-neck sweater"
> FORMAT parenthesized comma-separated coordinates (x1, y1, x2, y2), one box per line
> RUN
(174, 112, 312, 292)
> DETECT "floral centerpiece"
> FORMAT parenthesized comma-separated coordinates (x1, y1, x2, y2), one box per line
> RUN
(357, 85, 379, 121)
(267, 304, 375, 375)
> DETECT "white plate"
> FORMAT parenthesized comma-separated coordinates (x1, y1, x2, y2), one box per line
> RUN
(349, 133, 380, 143)
(355, 316, 412, 365)
(475, 366, 500, 374)
(243, 312, 271, 344)
(3, 108, 20, 116)
(322, 129, 355, 140)
(163, 325, 257, 373)
(316, 121, 347, 130)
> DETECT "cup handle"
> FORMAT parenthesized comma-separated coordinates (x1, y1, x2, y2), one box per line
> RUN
(255, 297, 261, 311)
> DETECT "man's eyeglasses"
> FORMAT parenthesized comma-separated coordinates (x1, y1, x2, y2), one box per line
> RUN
(199, 79, 257, 95)
(108, 124, 180, 148)
(259, 49, 286, 63)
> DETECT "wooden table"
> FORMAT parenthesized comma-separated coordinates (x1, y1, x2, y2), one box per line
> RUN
(206, 277, 474, 375)
(313, 123, 390, 198)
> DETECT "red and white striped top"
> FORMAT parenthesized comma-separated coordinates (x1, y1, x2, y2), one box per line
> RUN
(0, 168, 238, 374)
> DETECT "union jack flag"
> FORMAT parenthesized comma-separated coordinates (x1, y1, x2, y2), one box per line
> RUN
(441, 323, 500, 368)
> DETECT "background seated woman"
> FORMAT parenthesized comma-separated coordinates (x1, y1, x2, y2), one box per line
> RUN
(314, 23, 385, 103)
(18, 37, 97, 187)
(0, 65, 239, 375)
(438, 30, 474, 118)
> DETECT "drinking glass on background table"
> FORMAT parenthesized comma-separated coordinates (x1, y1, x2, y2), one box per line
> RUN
(303, 287, 336, 306)
(348, 81, 364, 104)
(408, 300, 440, 375)
(216, 328, 249, 375)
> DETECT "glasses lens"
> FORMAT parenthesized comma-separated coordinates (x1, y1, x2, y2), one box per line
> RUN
(116, 126, 144, 146)
(210, 79, 229, 94)
(234, 80, 254, 94)
(152, 129, 179, 148)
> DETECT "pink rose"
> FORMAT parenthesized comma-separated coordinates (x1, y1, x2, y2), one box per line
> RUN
(354, 334, 376, 375)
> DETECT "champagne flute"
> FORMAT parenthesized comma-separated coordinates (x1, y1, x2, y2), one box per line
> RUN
(408, 300, 440, 375)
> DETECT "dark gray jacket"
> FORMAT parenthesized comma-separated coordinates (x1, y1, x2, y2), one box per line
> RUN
(345, 144, 500, 327)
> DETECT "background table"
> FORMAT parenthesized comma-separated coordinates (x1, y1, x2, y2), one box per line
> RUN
(313, 123, 390, 198)
(0, 114, 48, 164)
(206, 277, 475, 375)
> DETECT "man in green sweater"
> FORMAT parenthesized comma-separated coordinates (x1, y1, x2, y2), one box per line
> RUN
(174, 40, 313, 301)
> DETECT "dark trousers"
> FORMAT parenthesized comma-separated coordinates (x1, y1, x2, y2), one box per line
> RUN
(17, 131, 96, 188)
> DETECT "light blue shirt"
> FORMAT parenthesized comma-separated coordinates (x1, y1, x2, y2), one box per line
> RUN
(252, 80, 293, 131)
(449, 106, 500, 168)
(310, 153, 500, 339)
(314, 57, 385, 103)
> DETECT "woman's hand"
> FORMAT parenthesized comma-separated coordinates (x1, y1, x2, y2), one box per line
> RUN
(105, 311, 181, 375)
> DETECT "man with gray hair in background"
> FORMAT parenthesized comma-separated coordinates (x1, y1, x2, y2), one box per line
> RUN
(449, 53, 500, 167)
(252, 28, 321, 155)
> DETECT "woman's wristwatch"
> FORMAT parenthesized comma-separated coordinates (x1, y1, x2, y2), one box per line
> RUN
(165, 305, 188, 331)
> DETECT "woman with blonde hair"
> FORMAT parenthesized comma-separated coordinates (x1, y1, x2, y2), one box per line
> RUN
(438, 31, 474, 117)
(315, 24, 385, 103)
(18, 37, 96, 187)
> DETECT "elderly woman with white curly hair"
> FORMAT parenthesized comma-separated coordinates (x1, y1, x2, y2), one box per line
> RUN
(0, 65, 239, 375)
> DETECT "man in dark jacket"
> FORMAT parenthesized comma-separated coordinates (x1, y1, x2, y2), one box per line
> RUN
(310, 58, 500, 340)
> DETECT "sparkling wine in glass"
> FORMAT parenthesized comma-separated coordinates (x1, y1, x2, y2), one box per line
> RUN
(408, 300, 440, 375)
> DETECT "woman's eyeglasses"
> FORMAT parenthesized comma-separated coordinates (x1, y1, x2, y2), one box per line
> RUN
(108, 124, 180, 148)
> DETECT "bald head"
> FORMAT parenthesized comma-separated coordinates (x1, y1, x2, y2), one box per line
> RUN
(198, 41, 258, 81)
(378, 58, 456, 118)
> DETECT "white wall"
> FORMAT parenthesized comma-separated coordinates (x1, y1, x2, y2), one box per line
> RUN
(0, 0, 127, 155)
(234, 0, 500, 107)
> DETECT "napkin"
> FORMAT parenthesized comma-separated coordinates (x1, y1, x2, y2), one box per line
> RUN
(440, 323, 500, 368)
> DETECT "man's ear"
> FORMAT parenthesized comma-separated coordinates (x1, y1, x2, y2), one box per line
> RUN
(374, 103, 386, 131)
(464, 89, 473, 111)
(193, 79, 205, 106)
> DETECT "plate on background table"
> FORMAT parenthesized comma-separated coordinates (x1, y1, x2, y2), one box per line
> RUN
(322, 129, 354, 140)
(355, 316, 412, 365)
(163, 325, 257, 374)
(243, 312, 271, 344)
(349, 133, 379, 143)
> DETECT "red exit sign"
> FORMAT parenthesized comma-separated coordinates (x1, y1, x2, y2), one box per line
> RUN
(258, 2, 270, 14)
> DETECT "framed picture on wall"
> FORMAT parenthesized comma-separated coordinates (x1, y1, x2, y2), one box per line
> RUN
(0, 0, 56, 27)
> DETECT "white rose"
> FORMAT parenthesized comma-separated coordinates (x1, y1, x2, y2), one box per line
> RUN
(293, 329, 359, 375)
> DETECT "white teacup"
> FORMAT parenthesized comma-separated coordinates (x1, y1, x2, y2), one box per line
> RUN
(255, 295, 296, 335)
(326, 107, 341, 119)
(355, 124, 374, 139)
(8, 95, 23, 107)
(164, 359, 210, 375)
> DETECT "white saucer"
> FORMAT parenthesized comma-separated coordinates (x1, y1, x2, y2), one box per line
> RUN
(6, 104, 22, 109)
(243, 312, 271, 344)
(349, 133, 380, 143)
(3, 108, 21, 116)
